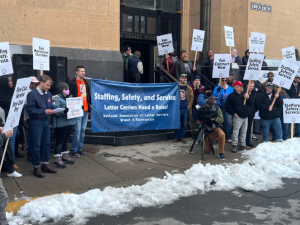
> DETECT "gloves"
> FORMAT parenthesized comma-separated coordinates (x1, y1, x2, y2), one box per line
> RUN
(82, 105, 84, 110)
(64, 108, 69, 114)
(217, 86, 221, 92)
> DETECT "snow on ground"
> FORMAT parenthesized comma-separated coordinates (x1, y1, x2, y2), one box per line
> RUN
(7, 139, 300, 225)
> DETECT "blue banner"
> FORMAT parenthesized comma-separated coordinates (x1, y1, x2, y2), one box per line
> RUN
(91, 79, 180, 132)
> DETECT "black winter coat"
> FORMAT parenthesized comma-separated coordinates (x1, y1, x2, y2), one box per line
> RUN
(233, 55, 243, 65)
(242, 56, 248, 65)
(225, 91, 253, 118)
(69, 78, 92, 112)
(174, 59, 196, 81)
(285, 83, 300, 99)
(255, 90, 283, 120)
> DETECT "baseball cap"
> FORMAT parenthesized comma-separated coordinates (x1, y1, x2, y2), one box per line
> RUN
(180, 74, 187, 78)
(266, 82, 274, 88)
(124, 45, 131, 51)
(233, 81, 245, 87)
(30, 76, 39, 83)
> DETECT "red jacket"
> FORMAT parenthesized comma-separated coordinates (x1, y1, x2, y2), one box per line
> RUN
(190, 84, 205, 107)
(162, 57, 174, 74)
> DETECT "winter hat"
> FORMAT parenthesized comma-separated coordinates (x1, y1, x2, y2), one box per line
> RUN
(193, 75, 201, 81)
(205, 84, 213, 91)
(57, 82, 69, 94)
(206, 96, 215, 106)
(124, 45, 131, 51)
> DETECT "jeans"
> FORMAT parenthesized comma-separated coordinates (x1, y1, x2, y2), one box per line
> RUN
(54, 125, 73, 156)
(30, 120, 50, 167)
(0, 179, 8, 225)
(295, 123, 300, 137)
(282, 121, 291, 140)
(221, 108, 232, 140)
(261, 118, 283, 142)
(71, 111, 89, 154)
(174, 108, 189, 140)
(9, 126, 18, 154)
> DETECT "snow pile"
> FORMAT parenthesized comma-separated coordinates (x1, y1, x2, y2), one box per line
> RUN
(7, 139, 300, 225)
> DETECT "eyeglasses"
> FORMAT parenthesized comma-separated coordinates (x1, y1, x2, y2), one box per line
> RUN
(268, 76, 274, 78)
(267, 86, 274, 88)
(221, 79, 227, 82)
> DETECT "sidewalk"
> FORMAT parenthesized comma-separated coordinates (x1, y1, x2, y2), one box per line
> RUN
(2, 135, 263, 211)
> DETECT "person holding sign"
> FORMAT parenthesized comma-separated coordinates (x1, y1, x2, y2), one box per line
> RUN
(52, 83, 76, 168)
(174, 50, 196, 84)
(213, 78, 234, 143)
(162, 52, 175, 75)
(69, 66, 92, 158)
(231, 49, 243, 65)
(26, 75, 57, 178)
(255, 82, 283, 143)
(226, 81, 253, 152)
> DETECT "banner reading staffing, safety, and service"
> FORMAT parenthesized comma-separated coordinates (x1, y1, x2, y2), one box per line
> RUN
(91, 80, 180, 132)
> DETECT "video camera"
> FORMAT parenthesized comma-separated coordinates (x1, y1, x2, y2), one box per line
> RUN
(197, 106, 215, 126)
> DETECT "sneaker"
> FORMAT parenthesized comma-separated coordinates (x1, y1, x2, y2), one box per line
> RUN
(7, 171, 22, 178)
(232, 145, 237, 153)
(218, 153, 226, 160)
(78, 150, 87, 156)
(239, 145, 250, 150)
(246, 142, 254, 147)
(72, 152, 81, 158)
(226, 139, 232, 143)
(252, 134, 258, 141)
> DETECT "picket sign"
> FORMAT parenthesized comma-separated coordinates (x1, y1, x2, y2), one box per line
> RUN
(270, 87, 281, 108)
(191, 29, 205, 69)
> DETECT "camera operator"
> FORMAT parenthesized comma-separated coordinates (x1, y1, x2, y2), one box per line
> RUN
(196, 96, 226, 160)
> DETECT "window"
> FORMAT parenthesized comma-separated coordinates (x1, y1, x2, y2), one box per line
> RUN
(122, 14, 133, 32)
(141, 16, 146, 33)
(147, 17, 157, 34)
(134, 15, 140, 33)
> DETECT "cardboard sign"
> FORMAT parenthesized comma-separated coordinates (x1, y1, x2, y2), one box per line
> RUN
(273, 60, 299, 89)
(212, 54, 231, 78)
(0, 42, 13, 76)
(32, 37, 50, 71)
(66, 97, 83, 119)
(3, 78, 31, 132)
(283, 99, 300, 123)
(249, 32, 266, 53)
(282, 46, 296, 61)
(157, 34, 173, 56)
(191, 29, 205, 51)
(244, 53, 265, 80)
(224, 26, 235, 47)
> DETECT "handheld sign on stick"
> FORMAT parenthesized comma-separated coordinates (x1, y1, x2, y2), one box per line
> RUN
(283, 99, 300, 138)
(0, 42, 14, 76)
(249, 32, 266, 53)
(282, 46, 296, 62)
(32, 37, 50, 76)
(157, 34, 173, 73)
(191, 29, 205, 68)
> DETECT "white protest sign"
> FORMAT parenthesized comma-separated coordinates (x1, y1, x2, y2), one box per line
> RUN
(282, 46, 296, 61)
(244, 53, 265, 80)
(283, 99, 300, 123)
(293, 61, 300, 77)
(3, 78, 31, 132)
(273, 60, 299, 89)
(249, 32, 266, 53)
(32, 37, 50, 71)
(157, 34, 173, 56)
(66, 97, 83, 119)
(191, 29, 205, 51)
(224, 26, 235, 47)
(0, 42, 13, 76)
(212, 54, 231, 78)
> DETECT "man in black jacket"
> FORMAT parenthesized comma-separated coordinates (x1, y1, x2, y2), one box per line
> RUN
(256, 82, 283, 143)
(69, 66, 92, 158)
(231, 49, 243, 65)
(285, 76, 300, 137)
(174, 50, 196, 84)
(226, 81, 253, 152)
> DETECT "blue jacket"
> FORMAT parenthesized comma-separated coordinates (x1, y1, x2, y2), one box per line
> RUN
(27, 88, 54, 120)
(127, 57, 141, 74)
(213, 85, 234, 108)
(52, 94, 76, 129)
(197, 93, 208, 107)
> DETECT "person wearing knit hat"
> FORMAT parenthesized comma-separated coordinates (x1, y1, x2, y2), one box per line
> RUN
(196, 95, 226, 160)
(52, 82, 76, 169)
(189, 75, 205, 139)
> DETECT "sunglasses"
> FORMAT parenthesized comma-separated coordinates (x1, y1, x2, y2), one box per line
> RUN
(221, 79, 227, 82)
(267, 86, 274, 88)
(268, 76, 274, 78)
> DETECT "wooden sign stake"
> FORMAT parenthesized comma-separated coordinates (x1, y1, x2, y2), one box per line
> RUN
(0, 139, 9, 171)
(166, 54, 169, 72)
(244, 80, 251, 105)
(291, 123, 294, 138)
(194, 51, 198, 68)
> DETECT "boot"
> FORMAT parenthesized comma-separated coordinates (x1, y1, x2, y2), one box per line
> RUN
(54, 156, 66, 169)
(62, 153, 75, 164)
(33, 167, 45, 178)
(41, 164, 57, 173)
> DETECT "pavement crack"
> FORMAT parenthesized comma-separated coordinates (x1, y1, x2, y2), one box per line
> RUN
(86, 155, 126, 181)
(13, 178, 27, 199)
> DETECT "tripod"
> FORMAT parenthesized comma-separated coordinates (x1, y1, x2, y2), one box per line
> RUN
(189, 125, 215, 160)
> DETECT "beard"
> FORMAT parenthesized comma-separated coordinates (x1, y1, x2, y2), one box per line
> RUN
(182, 56, 188, 61)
